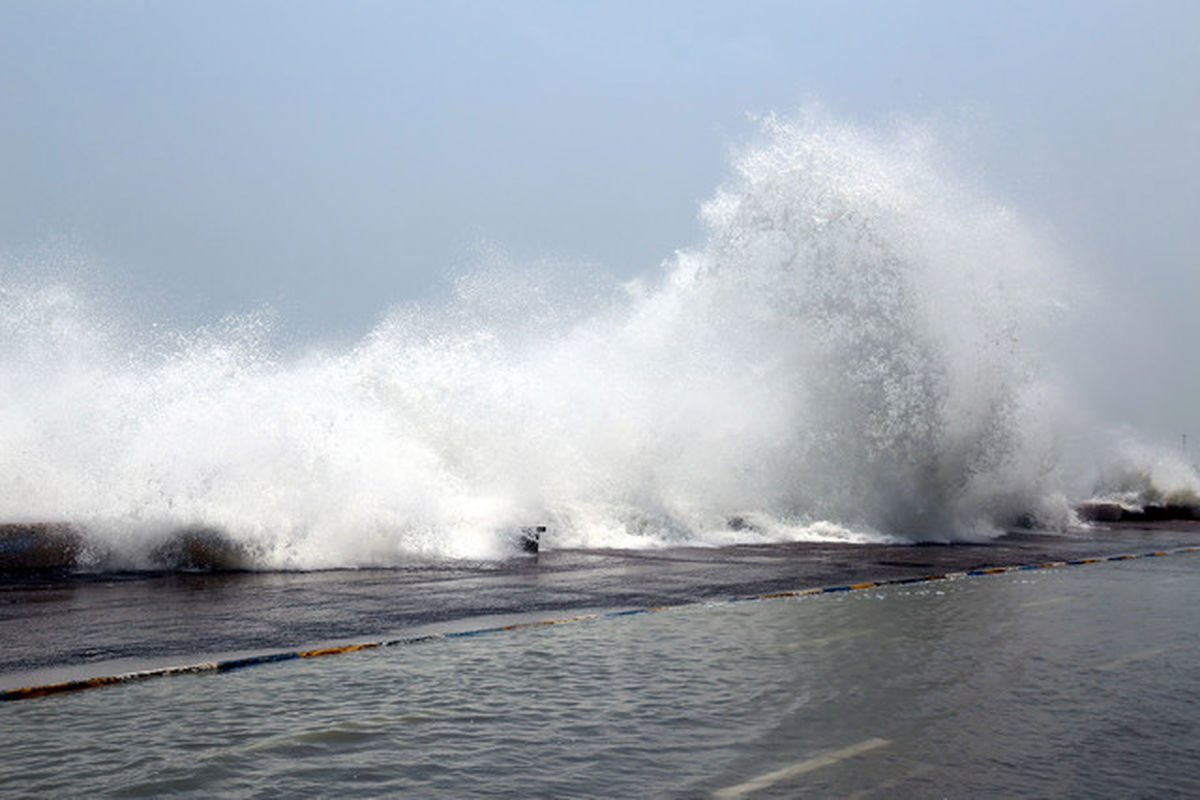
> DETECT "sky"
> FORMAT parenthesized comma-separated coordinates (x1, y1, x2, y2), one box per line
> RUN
(0, 0, 1197, 443)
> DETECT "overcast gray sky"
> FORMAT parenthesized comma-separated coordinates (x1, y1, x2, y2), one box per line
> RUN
(1, 0, 1197, 442)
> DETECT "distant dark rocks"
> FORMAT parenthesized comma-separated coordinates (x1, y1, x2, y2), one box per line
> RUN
(148, 526, 253, 571)
(0, 523, 83, 571)
(519, 526, 544, 554)
(0, 522, 253, 573)
(727, 515, 774, 534)
(1074, 502, 1125, 522)
(1075, 502, 1198, 523)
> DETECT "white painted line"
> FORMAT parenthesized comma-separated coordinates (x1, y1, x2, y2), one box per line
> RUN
(782, 629, 872, 651)
(713, 737, 891, 798)
(845, 761, 935, 799)
(1095, 646, 1167, 672)
(808, 629, 873, 646)
(1020, 596, 1069, 608)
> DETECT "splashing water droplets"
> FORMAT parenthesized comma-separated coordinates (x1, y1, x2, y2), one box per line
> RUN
(2, 113, 1102, 566)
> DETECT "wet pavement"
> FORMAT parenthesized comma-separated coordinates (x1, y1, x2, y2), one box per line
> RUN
(2, 520, 1197, 690)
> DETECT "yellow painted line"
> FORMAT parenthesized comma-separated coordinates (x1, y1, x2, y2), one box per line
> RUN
(0, 662, 218, 701)
(713, 737, 891, 798)
(848, 582, 877, 590)
(297, 643, 380, 658)
(1095, 646, 1168, 672)
(502, 614, 599, 631)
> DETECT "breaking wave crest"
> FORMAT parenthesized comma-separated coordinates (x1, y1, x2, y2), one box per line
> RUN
(2, 111, 1180, 568)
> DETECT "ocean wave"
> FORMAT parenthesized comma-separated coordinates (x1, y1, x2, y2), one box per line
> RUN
(1, 110, 1191, 568)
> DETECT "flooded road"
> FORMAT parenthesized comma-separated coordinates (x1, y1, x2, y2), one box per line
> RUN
(3, 529, 1198, 797)
(2, 521, 1196, 689)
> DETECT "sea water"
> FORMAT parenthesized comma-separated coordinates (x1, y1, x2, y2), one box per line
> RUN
(4, 109, 1199, 796)
(4, 553, 1198, 797)
(3, 110, 1196, 571)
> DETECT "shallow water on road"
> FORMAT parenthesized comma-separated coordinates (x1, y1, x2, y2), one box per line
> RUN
(4, 554, 1199, 798)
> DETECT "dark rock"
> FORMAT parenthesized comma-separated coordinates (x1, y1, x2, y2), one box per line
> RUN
(1076, 502, 1199, 523)
(0, 523, 83, 571)
(1135, 504, 1198, 522)
(150, 526, 252, 571)
(1075, 502, 1125, 523)
(519, 526, 545, 554)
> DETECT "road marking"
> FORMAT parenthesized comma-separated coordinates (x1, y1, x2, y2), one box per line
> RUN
(845, 761, 936, 799)
(1095, 646, 1167, 672)
(1020, 596, 1069, 608)
(807, 629, 873, 646)
(780, 628, 873, 651)
(713, 737, 891, 798)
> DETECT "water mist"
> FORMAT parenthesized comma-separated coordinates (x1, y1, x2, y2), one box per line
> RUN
(2, 112, 1163, 568)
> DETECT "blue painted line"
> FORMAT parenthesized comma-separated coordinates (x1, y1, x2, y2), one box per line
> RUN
(822, 585, 852, 593)
(217, 652, 299, 672)
(444, 626, 506, 638)
(605, 609, 650, 617)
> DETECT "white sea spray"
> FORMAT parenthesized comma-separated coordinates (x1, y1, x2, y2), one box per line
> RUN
(1, 111, 1186, 567)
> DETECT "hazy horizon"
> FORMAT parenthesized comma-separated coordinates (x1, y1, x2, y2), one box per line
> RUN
(2, 0, 1197, 445)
